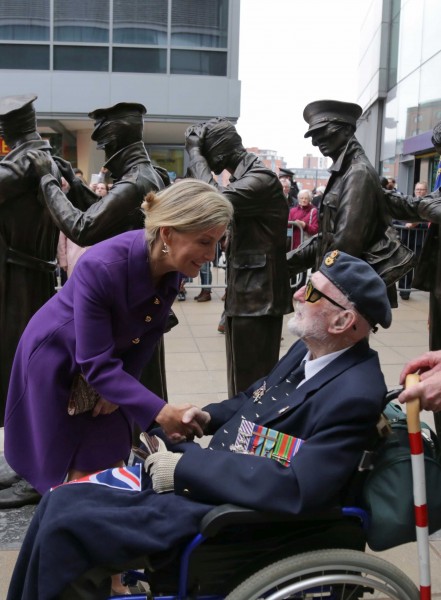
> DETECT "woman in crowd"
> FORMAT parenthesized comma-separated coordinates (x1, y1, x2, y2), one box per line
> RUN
(4, 179, 233, 494)
(288, 189, 319, 251)
(288, 189, 319, 287)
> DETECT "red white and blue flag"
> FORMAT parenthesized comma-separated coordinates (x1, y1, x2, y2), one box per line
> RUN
(51, 464, 142, 492)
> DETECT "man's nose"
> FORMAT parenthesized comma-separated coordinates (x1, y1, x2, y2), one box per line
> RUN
(293, 285, 306, 302)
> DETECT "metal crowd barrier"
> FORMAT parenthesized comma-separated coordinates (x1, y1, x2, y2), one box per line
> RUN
(183, 264, 227, 290)
(393, 223, 429, 295)
(288, 221, 308, 290)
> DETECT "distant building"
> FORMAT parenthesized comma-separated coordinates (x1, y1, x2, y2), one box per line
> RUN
(303, 154, 329, 170)
(291, 167, 329, 192)
(247, 147, 286, 173)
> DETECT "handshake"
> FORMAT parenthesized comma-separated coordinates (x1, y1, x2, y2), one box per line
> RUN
(155, 403, 211, 443)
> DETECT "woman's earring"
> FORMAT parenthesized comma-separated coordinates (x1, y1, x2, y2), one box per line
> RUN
(162, 243, 169, 254)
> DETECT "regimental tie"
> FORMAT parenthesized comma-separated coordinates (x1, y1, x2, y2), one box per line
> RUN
(286, 360, 306, 388)
(253, 360, 306, 404)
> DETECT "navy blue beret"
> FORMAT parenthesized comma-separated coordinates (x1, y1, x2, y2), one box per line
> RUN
(319, 250, 392, 329)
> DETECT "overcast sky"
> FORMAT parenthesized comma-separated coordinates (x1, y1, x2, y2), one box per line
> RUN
(236, 0, 364, 168)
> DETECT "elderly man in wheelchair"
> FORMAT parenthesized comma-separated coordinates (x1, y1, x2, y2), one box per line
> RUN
(9, 251, 421, 600)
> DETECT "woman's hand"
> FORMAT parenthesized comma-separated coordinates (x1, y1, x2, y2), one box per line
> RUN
(156, 403, 208, 441)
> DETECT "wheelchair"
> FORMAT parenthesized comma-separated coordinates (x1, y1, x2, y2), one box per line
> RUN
(109, 390, 421, 600)
(110, 503, 418, 600)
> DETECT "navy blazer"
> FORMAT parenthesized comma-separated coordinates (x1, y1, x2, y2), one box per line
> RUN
(175, 338, 387, 515)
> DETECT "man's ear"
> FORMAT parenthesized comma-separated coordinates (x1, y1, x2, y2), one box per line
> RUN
(328, 309, 356, 334)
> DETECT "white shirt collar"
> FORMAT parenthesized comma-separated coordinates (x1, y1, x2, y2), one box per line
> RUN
(298, 346, 353, 386)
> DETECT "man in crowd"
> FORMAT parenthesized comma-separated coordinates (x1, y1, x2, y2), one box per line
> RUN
(7, 251, 391, 599)
(0, 102, 168, 508)
(185, 117, 293, 397)
(279, 166, 299, 207)
(287, 99, 409, 306)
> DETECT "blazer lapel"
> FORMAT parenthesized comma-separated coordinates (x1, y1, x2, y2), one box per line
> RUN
(253, 339, 371, 426)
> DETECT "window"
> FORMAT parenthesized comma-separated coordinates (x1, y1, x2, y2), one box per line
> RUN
(171, 49, 227, 75)
(387, 0, 400, 90)
(171, 0, 228, 48)
(0, 43, 49, 69)
(113, 47, 166, 73)
(0, 0, 49, 41)
(113, 0, 167, 45)
(53, 46, 108, 71)
(54, 0, 109, 43)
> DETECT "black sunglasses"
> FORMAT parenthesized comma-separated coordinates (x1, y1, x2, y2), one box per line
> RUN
(304, 279, 348, 312)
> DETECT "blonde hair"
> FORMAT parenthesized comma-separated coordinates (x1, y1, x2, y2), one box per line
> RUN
(141, 179, 233, 247)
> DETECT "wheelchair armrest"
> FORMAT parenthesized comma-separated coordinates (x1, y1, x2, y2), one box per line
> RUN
(384, 387, 403, 403)
(199, 503, 343, 538)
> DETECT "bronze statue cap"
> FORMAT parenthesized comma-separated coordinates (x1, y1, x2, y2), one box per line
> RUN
(279, 167, 295, 179)
(0, 94, 37, 118)
(88, 102, 147, 121)
(303, 100, 362, 138)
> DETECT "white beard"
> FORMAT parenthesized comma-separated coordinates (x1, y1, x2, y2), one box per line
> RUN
(288, 303, 330, 344)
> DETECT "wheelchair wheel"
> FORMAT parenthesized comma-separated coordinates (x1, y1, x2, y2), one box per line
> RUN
(225, 548, 419, 600)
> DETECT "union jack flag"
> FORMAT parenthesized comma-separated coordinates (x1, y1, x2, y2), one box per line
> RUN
(51, 464, 142, 492)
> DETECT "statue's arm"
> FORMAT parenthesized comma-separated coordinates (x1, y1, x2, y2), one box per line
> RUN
(38, 174, 139, 246)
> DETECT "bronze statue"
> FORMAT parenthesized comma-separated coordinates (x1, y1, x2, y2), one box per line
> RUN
(286, 99, 412, 306)
(185, 117, 292, 397)
(28, 102, 167, 244)
(0, 94, 59, 428)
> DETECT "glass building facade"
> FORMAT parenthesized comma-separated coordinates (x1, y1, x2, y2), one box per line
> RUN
(357, 0, 441, 193)
(0, 0, 229, 75)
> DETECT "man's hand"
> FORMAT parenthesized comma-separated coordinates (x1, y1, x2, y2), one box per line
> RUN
(155, 403, 207, 441)
(53, 156, 77, 186)
(398, 351, 441, 412)
(399, 350, 441, 383)
(182, 406, 211, 432)
(144, 451, 182, 493)
(27, 150, 58, 179)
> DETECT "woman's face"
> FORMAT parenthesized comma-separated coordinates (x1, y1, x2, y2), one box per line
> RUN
(164, 224, 226, 277)
(298, 193, 311, 207)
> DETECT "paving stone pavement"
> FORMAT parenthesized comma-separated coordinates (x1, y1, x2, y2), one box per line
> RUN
(1, 280, 440, 598)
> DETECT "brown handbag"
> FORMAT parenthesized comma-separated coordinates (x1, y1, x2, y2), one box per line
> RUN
(67, 373, 101, 416)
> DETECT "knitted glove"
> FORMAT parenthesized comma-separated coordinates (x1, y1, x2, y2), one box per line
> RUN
(144, 451, 182, 493)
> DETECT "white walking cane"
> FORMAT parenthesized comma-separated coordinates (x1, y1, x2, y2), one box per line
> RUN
(405, 373, 431, 600)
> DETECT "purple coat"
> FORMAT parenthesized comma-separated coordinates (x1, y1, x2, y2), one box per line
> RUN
(4, 230, 179, 493)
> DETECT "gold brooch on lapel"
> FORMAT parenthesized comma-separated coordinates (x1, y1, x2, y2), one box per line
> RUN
(324, 249, 340, 267)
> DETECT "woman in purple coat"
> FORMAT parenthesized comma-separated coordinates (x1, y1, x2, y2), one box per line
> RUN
(4, 179, 233, 494)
